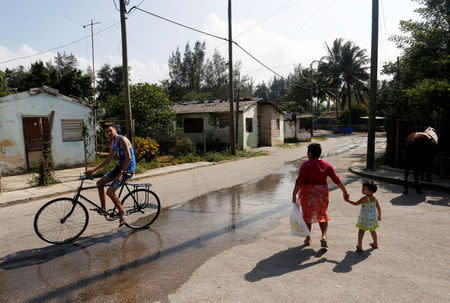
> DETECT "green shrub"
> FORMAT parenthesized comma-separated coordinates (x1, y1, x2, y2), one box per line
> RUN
(135, 136, 159, 162)
(171, 136, 196, 156)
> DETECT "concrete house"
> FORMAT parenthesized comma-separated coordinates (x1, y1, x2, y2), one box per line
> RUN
(173, 100, 284, 149)
(0, 86, 95, 175)
(283, 113, 312, 142)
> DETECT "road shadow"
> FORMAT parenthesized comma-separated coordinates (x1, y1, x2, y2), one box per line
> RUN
(390, 193, 427, 206)
(0, 230, 139, 270)
(329, 248, 375, 273)
(245, 245, 329, 282)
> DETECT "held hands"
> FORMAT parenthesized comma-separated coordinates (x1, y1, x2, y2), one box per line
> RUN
(343, 192, 350, 202)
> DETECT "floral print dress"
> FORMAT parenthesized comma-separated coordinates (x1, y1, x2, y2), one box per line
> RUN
(356, 195, 379, 231)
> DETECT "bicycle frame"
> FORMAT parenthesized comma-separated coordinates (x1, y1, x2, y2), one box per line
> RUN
(62, 178, 149, 223)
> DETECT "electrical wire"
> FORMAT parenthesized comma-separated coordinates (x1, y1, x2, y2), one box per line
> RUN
(130, 7, 229, 42)
(131, 6, 290, 83)
(0, 22, 120, 65)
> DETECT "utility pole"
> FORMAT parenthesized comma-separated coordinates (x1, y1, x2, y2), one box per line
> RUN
(228, 0, 236, 154)
(83, 19, 100, 152)
(310, 67, 314, 136)
(367, 0, 379, 170)
(119, 0, 134, 146)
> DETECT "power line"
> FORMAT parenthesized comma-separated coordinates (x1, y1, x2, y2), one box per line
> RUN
(131, 7, 229, 42)
(233, 42, 285, 79)
(131, 6, 288, 82)
(0, 22, 120, 65)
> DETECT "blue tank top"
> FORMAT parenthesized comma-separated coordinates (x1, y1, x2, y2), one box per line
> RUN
(113, 135, 136, 172)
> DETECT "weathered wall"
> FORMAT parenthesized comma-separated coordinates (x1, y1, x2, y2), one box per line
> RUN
(0, 92, 94, 174)
(258, 104, 284, 146)
(284, 120, 296, 139)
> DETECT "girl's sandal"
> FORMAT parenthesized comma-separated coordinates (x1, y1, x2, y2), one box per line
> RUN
(304, 237, 311, 246)
(320, 237, 328, 248)
(369, 242, 378, 249)
(356, 245, 363, 252)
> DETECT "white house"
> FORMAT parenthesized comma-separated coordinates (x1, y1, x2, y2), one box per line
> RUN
(173, 99, 284, 149)
(0, 86, 95, 175)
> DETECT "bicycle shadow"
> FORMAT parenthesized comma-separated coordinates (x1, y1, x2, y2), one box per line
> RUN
(0, 230, 139, 270)
(245, 245, 329, 282)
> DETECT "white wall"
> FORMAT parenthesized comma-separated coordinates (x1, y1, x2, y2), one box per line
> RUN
(284, 120, 296, 139)
(241, 104, 258, 149)
(0, 92, 94, 174)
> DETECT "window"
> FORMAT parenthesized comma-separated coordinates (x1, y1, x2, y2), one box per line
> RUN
(246, 118, 253, 132)
(276, 119, 280, 130)
(184, 118, 203, 133)
(61, 119, 83, 142)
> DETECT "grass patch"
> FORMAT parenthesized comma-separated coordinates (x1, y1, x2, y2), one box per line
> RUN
(89, 150, 267, 176)
(312, 136, 327, 141)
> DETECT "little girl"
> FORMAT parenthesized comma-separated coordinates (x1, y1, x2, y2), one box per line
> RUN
(346, 180, 381, 252)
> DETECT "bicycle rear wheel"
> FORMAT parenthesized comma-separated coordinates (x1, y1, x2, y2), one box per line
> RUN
(34, 198, 89, 244)
(121, 189, 160, 229)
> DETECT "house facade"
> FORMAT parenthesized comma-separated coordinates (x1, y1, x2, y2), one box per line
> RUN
(0, 86, 95, 175)
(173, 100, 284, 149)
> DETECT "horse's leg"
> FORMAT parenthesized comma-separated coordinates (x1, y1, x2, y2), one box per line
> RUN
(414, 168, 423, 194)
(403, 166, 410, 194)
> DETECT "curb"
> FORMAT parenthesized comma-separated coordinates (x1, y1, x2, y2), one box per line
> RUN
(0, 161, 218, 208)
(349, 164, 450, 193)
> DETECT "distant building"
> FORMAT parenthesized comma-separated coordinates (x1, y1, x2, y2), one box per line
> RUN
(173, 100, 285, 149)
(0, 86, 94, 175)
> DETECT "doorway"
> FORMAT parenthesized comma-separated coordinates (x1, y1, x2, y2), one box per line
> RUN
(22, 117, 50, 169)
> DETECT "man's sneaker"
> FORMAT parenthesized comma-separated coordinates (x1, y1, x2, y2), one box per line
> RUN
(119, 213, 128, 227)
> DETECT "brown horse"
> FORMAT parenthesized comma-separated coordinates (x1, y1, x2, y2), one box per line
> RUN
(403, 127, 438, 194)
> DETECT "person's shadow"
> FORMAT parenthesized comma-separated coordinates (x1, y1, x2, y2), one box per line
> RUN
(329, 248, 375, 273)
(245, 245, 328, 282)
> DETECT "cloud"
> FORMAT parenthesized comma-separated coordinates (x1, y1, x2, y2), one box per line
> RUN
(104, 55, 169, 85)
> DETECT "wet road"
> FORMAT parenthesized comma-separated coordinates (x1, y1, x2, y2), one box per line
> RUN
(0, 136, 372, 303)
(0, 162, 302, 302)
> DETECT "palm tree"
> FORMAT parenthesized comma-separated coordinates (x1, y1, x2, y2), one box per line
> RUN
(320, 38, 369, 125)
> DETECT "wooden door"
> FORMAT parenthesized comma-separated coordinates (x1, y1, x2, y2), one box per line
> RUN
(23, 117, 49, 169)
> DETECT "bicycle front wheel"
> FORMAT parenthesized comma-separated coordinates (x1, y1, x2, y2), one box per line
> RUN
(34, 198, 89, 244)
(121, 189, 160, 229)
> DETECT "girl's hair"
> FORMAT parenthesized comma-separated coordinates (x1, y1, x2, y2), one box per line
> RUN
(307, 143, 322, 159)
(363, 179, 378, 193)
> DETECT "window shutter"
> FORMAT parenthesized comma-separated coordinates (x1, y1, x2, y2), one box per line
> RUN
(61, 119, 83, 142)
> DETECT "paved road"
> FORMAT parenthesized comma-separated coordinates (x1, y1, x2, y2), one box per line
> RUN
(2, 134, 448, 302)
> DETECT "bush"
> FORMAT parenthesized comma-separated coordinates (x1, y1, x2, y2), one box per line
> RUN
(171, 136, 196, 156)
(135, 136, 159, 162)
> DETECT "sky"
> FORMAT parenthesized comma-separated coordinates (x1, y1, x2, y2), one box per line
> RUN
(0, 0, 420, 86)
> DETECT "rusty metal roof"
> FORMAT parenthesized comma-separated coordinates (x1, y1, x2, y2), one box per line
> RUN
(173, 100, 258, 114)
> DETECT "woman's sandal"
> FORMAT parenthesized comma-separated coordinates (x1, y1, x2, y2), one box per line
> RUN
(304, 237, 311, 246)
(320, 237, 328, 248)
(369, 242, 378, 249)
(356, 245, 363, 252)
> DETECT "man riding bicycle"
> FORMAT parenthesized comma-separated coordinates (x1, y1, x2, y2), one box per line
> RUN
(87, 122, 136, 227)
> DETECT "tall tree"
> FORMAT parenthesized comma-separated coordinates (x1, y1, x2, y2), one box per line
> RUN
(96, 64, 124, 103)
(254, 82, 270, 100)
(321, 38, 369, 124)
(203, 50, 228, 99)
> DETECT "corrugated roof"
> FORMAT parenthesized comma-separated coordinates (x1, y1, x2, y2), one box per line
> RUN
(0, 86, 93, 108)
(173, 100, 258, 114)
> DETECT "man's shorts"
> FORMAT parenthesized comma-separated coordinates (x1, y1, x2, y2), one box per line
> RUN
(105, 165, 134, 190)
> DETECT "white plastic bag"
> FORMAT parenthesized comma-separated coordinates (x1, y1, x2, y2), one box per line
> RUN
(290, 203, 310, 237)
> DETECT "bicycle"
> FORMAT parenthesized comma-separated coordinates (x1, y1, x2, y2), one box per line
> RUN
(34, 174, 161, 245)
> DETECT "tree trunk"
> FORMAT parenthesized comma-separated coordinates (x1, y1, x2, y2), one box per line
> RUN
(347, 90, 352, 126)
